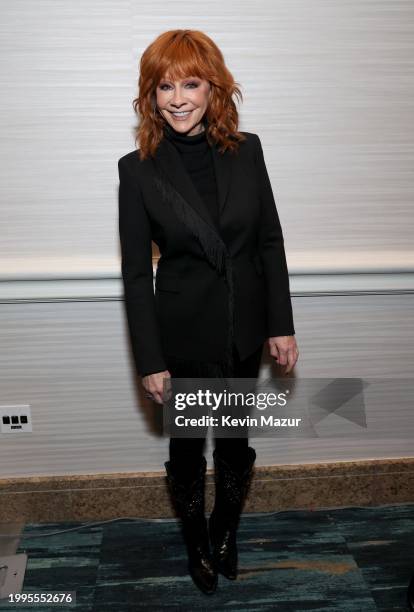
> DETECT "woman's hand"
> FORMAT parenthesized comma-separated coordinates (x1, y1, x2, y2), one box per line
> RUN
(142, 370, 171, 404)
(267, 336, 299, 374)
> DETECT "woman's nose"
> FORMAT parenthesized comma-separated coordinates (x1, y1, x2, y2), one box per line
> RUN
(170, 87, 186, 105)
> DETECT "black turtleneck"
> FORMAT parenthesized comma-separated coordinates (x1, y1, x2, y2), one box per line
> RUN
(163, 122, 220, 229)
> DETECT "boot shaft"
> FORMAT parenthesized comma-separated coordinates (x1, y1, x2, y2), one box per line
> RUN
(164, 456, 207, 520)
(212, 446, 256, 510)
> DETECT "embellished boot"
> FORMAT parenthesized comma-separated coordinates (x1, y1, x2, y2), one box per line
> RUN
(164, 456, 218, 594)
(209, 446, 256, 580)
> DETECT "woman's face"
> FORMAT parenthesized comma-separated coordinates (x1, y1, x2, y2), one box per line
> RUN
(156, 75, 211, 136)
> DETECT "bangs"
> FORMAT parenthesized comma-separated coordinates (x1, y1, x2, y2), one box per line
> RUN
(155, 36, 211, 83)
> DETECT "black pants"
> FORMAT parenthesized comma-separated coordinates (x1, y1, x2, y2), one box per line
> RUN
(168, 342, 263, 477)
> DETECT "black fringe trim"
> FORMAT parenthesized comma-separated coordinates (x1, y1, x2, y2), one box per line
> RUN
(153, 166, 235, 378)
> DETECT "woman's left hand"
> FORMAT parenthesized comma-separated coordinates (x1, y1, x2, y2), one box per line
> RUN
(267, 335, 299, 374)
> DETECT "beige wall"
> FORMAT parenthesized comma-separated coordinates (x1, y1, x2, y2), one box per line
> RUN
(0, 0, 413, 476)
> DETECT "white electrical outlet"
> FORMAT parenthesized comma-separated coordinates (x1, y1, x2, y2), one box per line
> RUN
(0, 405, 32, 433)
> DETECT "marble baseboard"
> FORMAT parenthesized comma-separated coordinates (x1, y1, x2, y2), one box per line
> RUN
(1, 458, 414, 522)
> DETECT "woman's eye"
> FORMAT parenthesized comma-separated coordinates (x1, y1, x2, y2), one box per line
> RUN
(159, 81, 199, 91)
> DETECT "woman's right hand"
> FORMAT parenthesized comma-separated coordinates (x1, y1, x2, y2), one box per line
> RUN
(142, 370, 171, 404)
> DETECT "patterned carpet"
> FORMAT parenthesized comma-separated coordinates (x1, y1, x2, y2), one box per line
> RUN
(1, 503, 413, 611)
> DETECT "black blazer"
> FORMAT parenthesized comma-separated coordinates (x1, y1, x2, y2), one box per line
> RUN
(118, 130, 295, 378)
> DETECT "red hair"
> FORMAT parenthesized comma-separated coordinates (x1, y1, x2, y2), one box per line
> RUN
(133, 29, 246, 160)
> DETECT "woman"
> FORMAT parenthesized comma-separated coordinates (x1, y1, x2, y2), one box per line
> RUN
(118, 29, 299, 594)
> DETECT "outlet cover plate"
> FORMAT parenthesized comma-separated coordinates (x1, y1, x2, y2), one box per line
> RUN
(0, 405, 32, 434)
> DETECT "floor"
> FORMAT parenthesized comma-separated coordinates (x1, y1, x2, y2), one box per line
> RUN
(0, 503, 413, 611)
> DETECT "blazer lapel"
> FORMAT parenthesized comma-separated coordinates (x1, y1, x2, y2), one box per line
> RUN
(211, 141, 232, 217)
(153, 133, 232, 232)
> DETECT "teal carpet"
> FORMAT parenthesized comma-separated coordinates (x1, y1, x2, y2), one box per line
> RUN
(1, 503, 413, 611)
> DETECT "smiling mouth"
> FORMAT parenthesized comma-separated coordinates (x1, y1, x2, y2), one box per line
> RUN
(169, 110, 193, 118)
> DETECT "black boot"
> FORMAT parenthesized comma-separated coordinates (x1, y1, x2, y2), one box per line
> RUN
(209, 446, 256, 580)
(164, 456, 218, 594)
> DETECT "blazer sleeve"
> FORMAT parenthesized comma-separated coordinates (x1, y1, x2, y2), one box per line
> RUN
(253, 134, 296, 337)
(118, 158, 168, 377)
